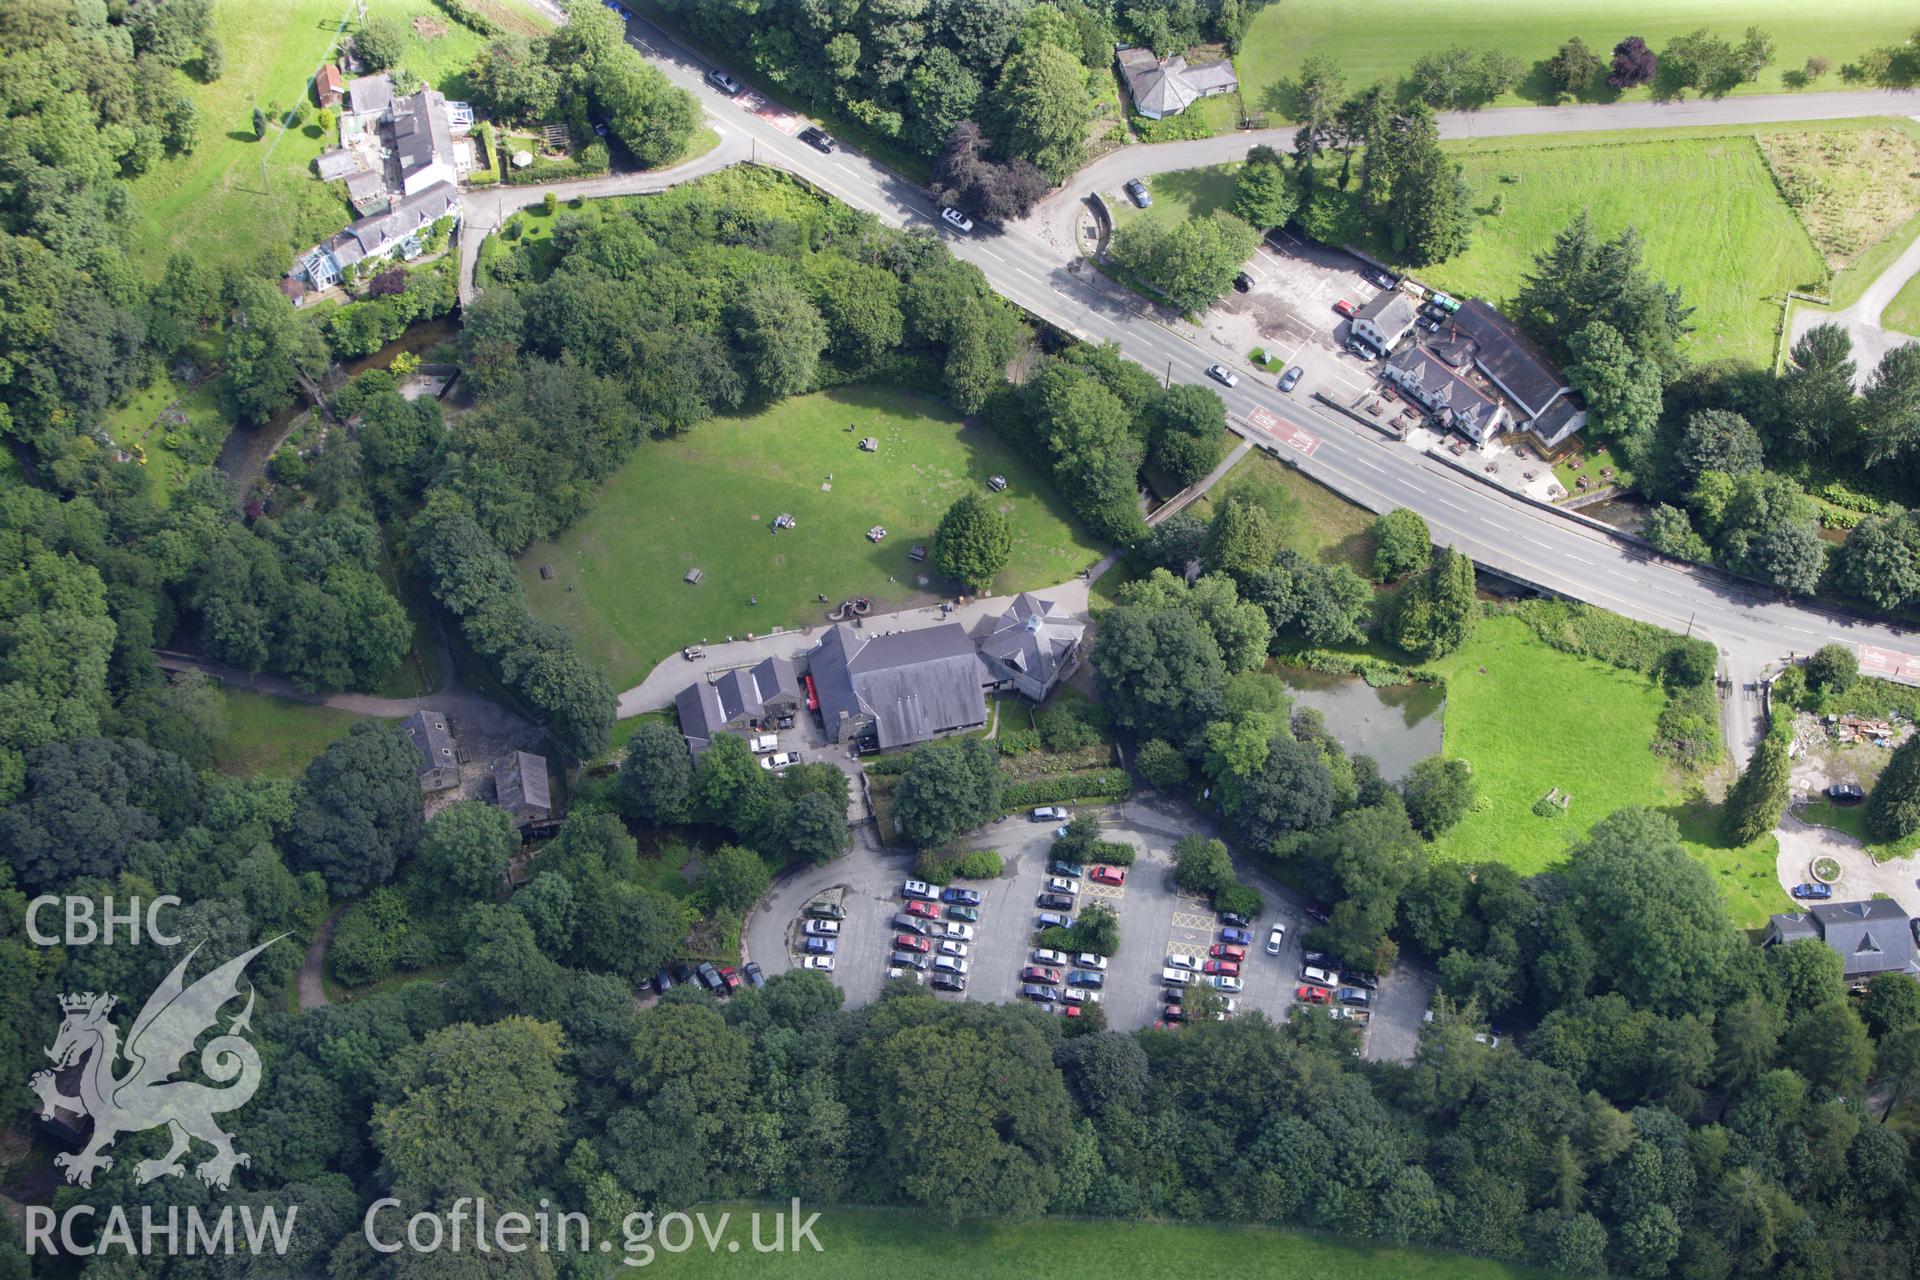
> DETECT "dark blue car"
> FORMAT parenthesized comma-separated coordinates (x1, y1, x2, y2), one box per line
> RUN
(1220, 926, 1254, 946)
(941, 887, 982, 906)
(1791, 882, 1833, 900)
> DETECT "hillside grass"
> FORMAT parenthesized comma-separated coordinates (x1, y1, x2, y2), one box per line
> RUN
(515, 384, 1107, 688)
(1236, 0, 1919, 117)
(1185, 451, 1377, 575)
(211, 689, 365, 775)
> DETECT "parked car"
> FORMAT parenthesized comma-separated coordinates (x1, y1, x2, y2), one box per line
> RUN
(1162, 968, 1194, 986)
(1161, 1005, 1187, 1022)
(1304, 903, 1331, 925)
(1088, 864, 1125, 886)
(718, 966, 742, 991)
(931, 972, 967, 991)
(906, 900, 940, 919)
(1303, 950, 1331, 967)
(938, 940, 970, 958)
(1032, 806, 1069, 822)
(1033, 948, 1069, 965)
(1074, 953, 1108, 971)
(1345, 971, 1380, 990)
(759, 751, 800, 770)
(803, 954, 835, 971)
(1333, 298, 1356, 318)
(1220, 926, 1253, 946)
(748, 733, 778, 753)
(1067, 969, 1105, 989)
(1021, 965, 1064, 985)
(1038, 892, 1075, 911)
(1345, 340, 1378, 361)
(1301, 965, 1339, 987)
(669, 962, 696, 985)
(893, 934, 930, 953)
(932, 955, 970, 974)
(1166, 953, 1201, 972)
(805, 900, 846, 920)
(1045, 876, 1080, 896)
(939, 206, 974, 233)
(1278, 366, 1303, 393)
(1048, 858, 1086, 877)
(654, 968, 674, 993)
(1062, 988, 1102, 1005)
(803, 937, 837, 956)
(944, 923, 976, 942)
(1211, 975, 1243, 993)
(890, 950, 928, 971)
(742, 961, 765, 989)
(940, 887, 982, 906)
(902, 880, 938, 901)
(1336, 987, 1372, 1006)
(1792, 882, 1834, 900)
(1827, 781, 1865, 802)
(946, 905, 980, 923)
(802, 919, 840, 937)
(1206, 364, 1239, 387)
(1233, 271, 1253, 293)
(1210, 944, 1247, 962)
(697, 962, 725, 992)
(1037, 912, 1073, 928)
(1123, 178, 1151, 208)
(1266, 923, 1286, 955)
(798, 126, 835, 153)
(706, 68, 744, 95)
(893, 913, 930, 934)
(1219, 911, 1252, 928)
(1296, 984, 1331, 1004)
(1202, 959, 1240, 976)
(1021, 983, 1058, 1003)
(1417, 315, 1443, 333)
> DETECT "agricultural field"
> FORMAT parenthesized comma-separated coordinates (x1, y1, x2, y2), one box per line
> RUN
(598, 1204, 1552, 1280)
(516, 384, 1107, 688)
(1185, 451, 1378, 576)
(1754, 121, 1920, 267)
(1235, 0, 1918, 116)
(211, 689, 365, 775)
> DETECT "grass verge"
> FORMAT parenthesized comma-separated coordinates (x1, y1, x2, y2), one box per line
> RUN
(1185, 451, 1377, 575)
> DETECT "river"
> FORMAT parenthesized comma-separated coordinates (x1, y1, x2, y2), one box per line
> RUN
(1276, 665, 1445, 782)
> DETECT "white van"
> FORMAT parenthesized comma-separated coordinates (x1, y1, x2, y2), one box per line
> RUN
(748, 734, 778, 754)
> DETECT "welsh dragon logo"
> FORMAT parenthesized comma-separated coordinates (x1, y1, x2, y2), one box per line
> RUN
(30, 938, 282, 1190)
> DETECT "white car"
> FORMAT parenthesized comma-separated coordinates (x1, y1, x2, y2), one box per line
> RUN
(1032, 948, 1069, 966)
(803, 955, 835, 971)
(944, 923, 976, 942)
(1031, 805, 1068, 822)
(1266, 923, 1286, 955)
(932, 955, 971, 975)
(939, 206, 974, 233)
(1074, 953, 1107, 971)
(748, 733, 778, 754)
(802, 919, 840, 937)
(758, 751, 799, 770)
(1062, 988, 1103, 1005)
(1211, 975, 1243, 993)
(939, 940, 970, 958)
(1301, 966, 1339, 988)
(1206, 364, 1239, 387)
(1162, 967, 1194, 986)
(902, 880, 938, 901)
(1166, 953, 1201, 972)
(1046, 876, 1080, 896)
(1219, 998, 1239, 1014)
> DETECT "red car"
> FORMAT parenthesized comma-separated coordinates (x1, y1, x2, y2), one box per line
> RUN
(1333, 299, 1356, 317)
(1063, 1005, 1083, 1018)
(1209, 944, 1247, 962)
(1021, 965, 1063, 985)
(1202, 959, 1241, 977)
(1296, 985, 1331, 1004)
(894, 934, 931, 953)
(905, 900, 940, 919)
(1088, 865, 1126, 886)
(718, 966, 742, 991)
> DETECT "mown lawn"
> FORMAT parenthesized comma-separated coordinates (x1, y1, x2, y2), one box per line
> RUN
(1108, 164, 1239, 235)
(599, 1204, 1551, 1280)
(211, 689, 365, 775)
(1186, 451, 1377, 575)
(516, 385, 1107, 688)
(1235, 0, 1918, 116)
(1424, 615, 1781, 925)
(1885, 271, 1920, 336)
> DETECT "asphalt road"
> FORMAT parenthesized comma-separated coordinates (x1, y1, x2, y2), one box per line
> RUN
(613, 12, 1920, 709)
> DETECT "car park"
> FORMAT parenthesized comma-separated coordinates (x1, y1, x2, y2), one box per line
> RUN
(893, 913, 930, 934)
(906, 900, 940, 919)
(1045, 876, 1080, 896)
(1301, 965, 1339, 987)
(944, 923, 976, 942)
(1124, 178, 1151, 208)
(1278, 366, 1303, 392)
(706, 68, 744, 95)
(946, 905, 980, 923)
(1333, 299, 1356, 318)
(1166, 953, 1201, 972)
(1022, 965, 1063, 985)
(1219, 911, 1251, 928)
(1211, 975, 1243, 993)
(1031, 806, 1069, 822)
(1220, 926, 1253, 946)
(938, 940, 969, 958)
(931, 972, 966, 992)
(890, 950, 928, 971)
(748, 734, 778, 753)
(902, 880, 937, 900)
(802, 919, 840, 937)
(798, 126, 835, 153)
(1209, 944, 1246, 962)
(1038, 892, 1075, 911)
(804, 955, 834, 971)
(1296, 984, 1330, 1004)
(1266, 923, 1286, 955)
(1032, 948, 1069, 966)
(759, 751, 800, 770)
(803, 937, 837, 956)
(1337, 987, 1371, 1006)
(742, 961, 765, 989)
(1048, 858, 1085, 877)
(894, 934, 930, 953)
(1088, 864, 1125, 886)
(1021, 983, 1057, 1003)
(1206, 364, 1239, 387)
(1037, 911, 1073, 928)
(1202, 959, 1240, 977)
(932, 955, 970, 975)
(939, 206, 974, 233)
(1792, 882, 1833, 900)
(806, 900, 846, 920)
(941, 887, 982, 906)
(1074, 953, 1108, 971)
(1067, 969, 1104, 989)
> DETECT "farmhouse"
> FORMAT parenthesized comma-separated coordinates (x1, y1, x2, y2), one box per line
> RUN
(1764, 898, 1919, 982)
(391, 86, 459, 196)
(1115, 45, 1238, 119)
(1350, 290, 1418, 356)
(975, 593, 1086, 703)
(676, 655, 806, 755)
(295, 181, 459, 289)
(1382, 347, 1508, 442)
(492, 751, 553, 828)
(811, 622, 989, 751)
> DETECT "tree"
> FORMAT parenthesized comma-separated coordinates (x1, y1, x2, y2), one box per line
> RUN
(0, 737, 201, 891)
(251, 105, 266, 139)
(1402, 756, 1474, 836)
(1545, 37, 1604, 99)
(1860, 344, 1920, 472)
(729, 275, 828, 401)
(1786, 1000, 1874, 1096)
(1109, 210, 1261, 313)
(1245, 551, 1375, 647)
(1382, 106, 1474, 264)
(1867, 730, 1920, 841)
(1232, 731, 1337, 851)
(1135, 738, 1190, 790)
(1409, 46, 1523, 110)
(993, 40, 1087, 181)
(1643, 504, 1710, 561)
(931, 120, 1049, 221)
(1515, 213, 1691, 369)
(1875, 1025, 1920, 1120)
(1091, 605, 1228, 750)
(892, 737, 1005, 847)
(806, 257, 905, 370)
(618, 721, 694, 826)
(1609, 36, 1658, 89)
(1148, 383, 1226, 486)
(785, 789, 851, 865)
(417, 801, 516, 902)
(1386, 547, 1477, 659)
(354, 16, 409, 71)
(1834, 508, 1920, 611)
(1861, 972, 1920, 1038)
(932, 492, 1013, 592)
(594, 50, 700, 168)
(1722, 733, 1789, 844)
(701, 845, 771, 913)
(286, 721, 423, 897)
(1674, 409, 1765, 490)
(1203, 497, 1282, 579)
(221, 277, 327, 424)
(1372, 509, 1432, 581)
(1663, 28, 1750, 96)
(910, 53, 984, 155)
(1232, 145, 1298, 230)
(1567, 320, 1663, 448)
(470, 36, 561, 122)
(1806, 643, 1858, 694)
(1775, 324, 1856, 461)
(1173, 834, 1235, 896)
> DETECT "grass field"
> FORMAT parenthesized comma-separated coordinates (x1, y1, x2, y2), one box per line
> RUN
(120, 0, 551, 280)
(1424, 615, 1781, 925)
(211, 689, 365, 775)
(1754, 123, 1920, 267)
(516, 385, 1107, 687)
(1186, 451, 1377, 575)
(1109, 165, 1239, 235)
(598, 1204, 1549, 1280)
(1235, 0, 1918, 117)
(1885, 271, 1920, 335)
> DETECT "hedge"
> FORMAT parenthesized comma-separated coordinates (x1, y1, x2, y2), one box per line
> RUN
(913, 847, 1004, 884)
(1003, 770, 1131, 808)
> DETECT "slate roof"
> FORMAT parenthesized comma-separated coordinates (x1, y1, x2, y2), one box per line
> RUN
(339, 180, 457, 257)
(811, 623, 988, 749)
(1768, 898, 1918, 979)
(401, 709, 459, 790)
(1384, 346, 1503, 437)
(976, 593, 1085, 699)
(1115, 46, 1237, 117)
(1355, 290, 1418, 332)
(1453, 299, 1569, 418)
(315, 147, 362, 181)
(346, 72, 393, 117)
(1528, 394, 1587, 449)
(493, 751, 552, 821)
(345, 169, 389, 215)
(392, 87, 455, 187)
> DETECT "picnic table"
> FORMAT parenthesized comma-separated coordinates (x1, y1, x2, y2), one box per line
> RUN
(867, 526, 887, 542)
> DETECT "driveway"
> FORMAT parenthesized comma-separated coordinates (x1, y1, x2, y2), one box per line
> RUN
(1775, 811, 1920, 918)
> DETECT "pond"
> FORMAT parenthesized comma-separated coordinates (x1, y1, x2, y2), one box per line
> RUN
(1275, 665, 1445, 782)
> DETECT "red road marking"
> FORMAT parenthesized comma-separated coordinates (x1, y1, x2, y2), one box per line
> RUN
(1860, 644, 1920, 680)
(739, 93, 803, 135)
(1248, 406, 1319, 456)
